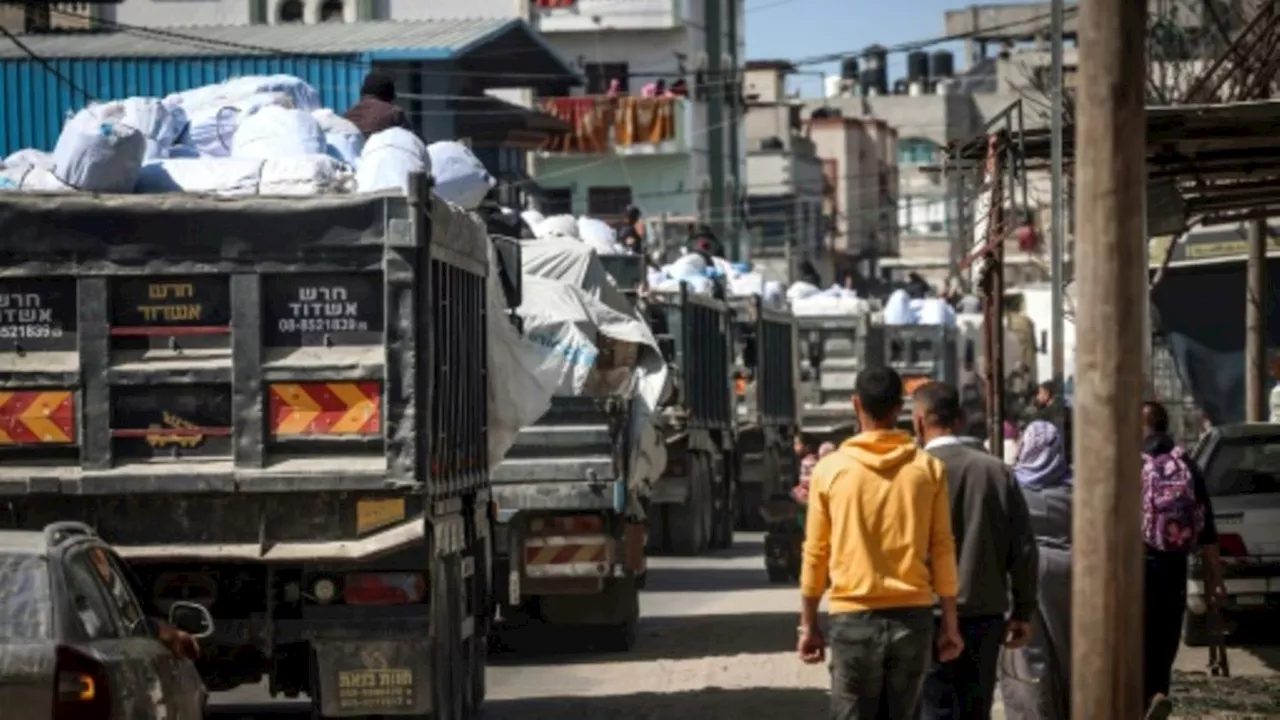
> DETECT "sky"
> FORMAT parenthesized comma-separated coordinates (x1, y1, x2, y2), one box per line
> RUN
(744, 0, 1023, 97)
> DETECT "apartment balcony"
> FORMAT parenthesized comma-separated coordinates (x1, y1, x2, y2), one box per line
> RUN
(538, 95, 691, 156)
(534, 0, 686, 32)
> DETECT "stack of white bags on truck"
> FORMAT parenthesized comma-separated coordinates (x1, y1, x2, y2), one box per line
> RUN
(0, 73, 494, 205)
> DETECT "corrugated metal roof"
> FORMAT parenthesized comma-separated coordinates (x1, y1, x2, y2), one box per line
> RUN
(0, 18, 522, 61)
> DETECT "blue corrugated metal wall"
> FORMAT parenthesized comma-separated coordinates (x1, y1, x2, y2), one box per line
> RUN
(0, 55, 369, 156)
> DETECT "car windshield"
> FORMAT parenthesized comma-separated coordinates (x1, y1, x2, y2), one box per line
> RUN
(0, 554, 52, 640)
(1203, 434, 1280, 497)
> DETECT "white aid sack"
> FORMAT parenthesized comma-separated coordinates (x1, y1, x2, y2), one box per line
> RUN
(356, 128, 430, 194)
(577, 216, 626, 255)
(521, 209, 545, 229)
(259, 155, 356, 195)
(312, 109, 365, 167)
(534, 214, 579, 240)
(179, 91, 294, 158)
(786, 280, 821, 300)
(427, 141, 495, 210)
(117, 97, 183, 161)
(52, 104, 147, 193)
(0, 165, 72, 192)
(166, 75, 321, 117)
(134, 157, 265, 196)
(762, 281, 786, 310)
(231, 105, 326, 159)
(3, 149, 55, 171)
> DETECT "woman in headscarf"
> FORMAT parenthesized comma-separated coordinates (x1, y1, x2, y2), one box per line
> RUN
(1000, 420, 1073, 720)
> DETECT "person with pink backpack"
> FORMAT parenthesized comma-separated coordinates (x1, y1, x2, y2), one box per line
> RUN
(1140, 401, 1226, 720)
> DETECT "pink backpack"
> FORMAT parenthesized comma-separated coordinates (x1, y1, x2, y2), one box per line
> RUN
(1141, 446, 1205, 552)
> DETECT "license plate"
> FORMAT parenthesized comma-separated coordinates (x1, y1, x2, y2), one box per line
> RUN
(336, 668, 415, 712)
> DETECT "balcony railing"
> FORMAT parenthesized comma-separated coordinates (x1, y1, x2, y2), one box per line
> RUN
(539, 95, 689, 156)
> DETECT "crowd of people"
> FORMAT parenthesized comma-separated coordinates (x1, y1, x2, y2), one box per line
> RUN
(794, 367, 1225, 720)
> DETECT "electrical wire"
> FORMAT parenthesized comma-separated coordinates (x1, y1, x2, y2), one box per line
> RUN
(0, 24, 95, 104)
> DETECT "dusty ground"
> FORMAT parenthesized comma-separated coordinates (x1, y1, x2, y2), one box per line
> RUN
(211, 533, 1280, 719)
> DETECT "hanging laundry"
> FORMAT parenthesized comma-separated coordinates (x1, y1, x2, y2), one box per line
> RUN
(540, 97, 613, 153)
(616, 97, 676, 147)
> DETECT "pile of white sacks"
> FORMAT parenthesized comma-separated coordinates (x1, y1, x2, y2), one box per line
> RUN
(0, 74, 492, 206)
(647, 252, 788, 311)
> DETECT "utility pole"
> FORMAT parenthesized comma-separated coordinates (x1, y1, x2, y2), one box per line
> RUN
(1246, 218, 1267, 421)
(1050, 0, 1067, 414)
(1072, 0, 1147, 718)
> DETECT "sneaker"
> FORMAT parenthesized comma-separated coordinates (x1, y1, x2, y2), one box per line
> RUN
(1146, 694, 1173, 720)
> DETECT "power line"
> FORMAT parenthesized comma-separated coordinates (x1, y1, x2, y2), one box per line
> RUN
(0, 24, 94, 104)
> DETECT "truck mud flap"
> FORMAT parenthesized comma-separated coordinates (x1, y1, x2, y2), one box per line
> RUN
(312, 638, 432, 718)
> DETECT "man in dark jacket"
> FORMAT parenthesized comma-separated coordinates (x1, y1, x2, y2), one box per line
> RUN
(913, 381, 1039, 720)
(343, 72, 413, 137)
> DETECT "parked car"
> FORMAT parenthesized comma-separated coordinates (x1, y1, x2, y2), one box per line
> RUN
(0, 521, 214, 718)
(1186, 423, 1280, 645)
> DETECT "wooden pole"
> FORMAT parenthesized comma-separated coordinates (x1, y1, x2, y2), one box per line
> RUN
(1071, 0, 1147, 717)
(1245, 218, 1267, 422)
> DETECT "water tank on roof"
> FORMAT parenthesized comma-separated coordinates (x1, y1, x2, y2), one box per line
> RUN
(860, 44, 888, 96)
(840, 56, 859, 81)
(931, 50, 955, 79)
(906, 51, 929, 82)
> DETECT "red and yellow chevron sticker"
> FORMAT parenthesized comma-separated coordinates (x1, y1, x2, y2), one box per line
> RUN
(268, 382, 381, 437)
(0, 391, 75, 445)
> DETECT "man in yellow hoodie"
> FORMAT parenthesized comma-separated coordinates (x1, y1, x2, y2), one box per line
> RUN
(797, 366, 964, 719)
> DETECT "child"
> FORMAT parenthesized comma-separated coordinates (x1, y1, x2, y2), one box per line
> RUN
(791, 434, 835, 505)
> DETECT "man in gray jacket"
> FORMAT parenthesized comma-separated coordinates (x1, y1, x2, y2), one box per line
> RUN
(914, 382, 1039, 720)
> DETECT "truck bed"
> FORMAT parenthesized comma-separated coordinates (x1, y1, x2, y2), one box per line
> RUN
(0, 179, 490, 554)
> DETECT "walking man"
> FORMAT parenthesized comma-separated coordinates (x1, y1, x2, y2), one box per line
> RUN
(798, 366, 965, 719)
(913, 382, 1039, 719)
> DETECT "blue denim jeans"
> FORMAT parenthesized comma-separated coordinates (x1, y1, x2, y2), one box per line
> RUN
(828, 608, 935, 720)
(919, 614, 1006, 720)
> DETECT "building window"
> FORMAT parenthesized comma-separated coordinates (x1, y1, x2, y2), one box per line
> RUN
(541, 188, 573, 216)
(898, 138, 940, 166)
(249, 0, 269, 24)
(587, 187, 632, 218)
(319, 0, 344, 22)
(278, 0, 304, 23)
(584, 63, 629, 95)
(897, 195, 949, 236)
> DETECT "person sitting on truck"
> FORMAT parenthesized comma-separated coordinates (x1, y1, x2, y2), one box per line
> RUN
(343, 72, 414, 137)
(797, 366, 964, 719)
(616, 205, 645, 254)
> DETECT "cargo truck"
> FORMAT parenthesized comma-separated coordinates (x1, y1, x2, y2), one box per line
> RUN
(645, 282, 738, 556)
(0, 174, 493, 719)
(728, 296, 800, 531)
(487, 252, 647, 651)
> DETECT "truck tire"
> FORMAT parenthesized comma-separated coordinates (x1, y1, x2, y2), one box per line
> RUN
(666, 452, 710, 556)
(589, 577, 641, 653)
(710, 453, 736, 550)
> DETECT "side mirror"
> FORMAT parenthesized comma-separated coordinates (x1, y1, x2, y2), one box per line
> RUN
(167, 601, 214, 640)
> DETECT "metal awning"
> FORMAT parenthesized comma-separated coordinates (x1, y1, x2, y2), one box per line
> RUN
(947, 99, 1280, 230)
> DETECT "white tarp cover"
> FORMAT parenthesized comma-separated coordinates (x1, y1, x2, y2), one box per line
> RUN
(426, 141, 494, 210)
(133, 155, 356, 196)
(424, 203, 559, 467)
(52, 104, 148, 193)
(516, 234, 671, 497)
(231, 105, 327, 159)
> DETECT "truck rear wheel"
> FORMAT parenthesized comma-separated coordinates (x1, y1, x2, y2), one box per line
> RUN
(710, 453, 736, 550)
(666, 452, 710, 556)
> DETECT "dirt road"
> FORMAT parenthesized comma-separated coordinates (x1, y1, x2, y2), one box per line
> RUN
(211, 532, 1280, 719)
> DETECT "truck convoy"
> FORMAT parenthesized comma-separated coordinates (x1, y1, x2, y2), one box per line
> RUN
(0, 176, 493, 719)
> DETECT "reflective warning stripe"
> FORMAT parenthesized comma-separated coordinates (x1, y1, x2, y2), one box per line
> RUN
(268, 382, 380, 437)
(0, 391, 75, 445)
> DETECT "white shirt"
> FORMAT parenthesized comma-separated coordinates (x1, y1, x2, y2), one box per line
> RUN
(924, 435, 965, 451)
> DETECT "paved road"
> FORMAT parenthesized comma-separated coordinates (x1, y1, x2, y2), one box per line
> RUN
(208, 533, 1280, 719)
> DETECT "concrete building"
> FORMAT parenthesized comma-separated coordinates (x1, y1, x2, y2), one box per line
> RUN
(741, 61, 825, 282)
(527, 0, 746, 256)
